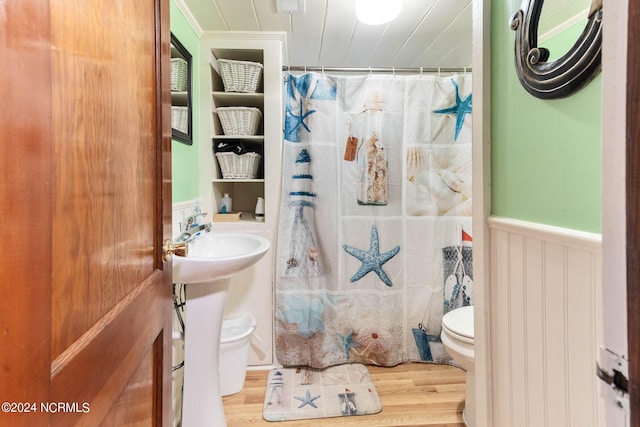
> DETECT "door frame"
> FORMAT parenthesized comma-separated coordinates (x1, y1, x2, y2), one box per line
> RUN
(471, 0, 492, 426)
(626, 1, 639, 423)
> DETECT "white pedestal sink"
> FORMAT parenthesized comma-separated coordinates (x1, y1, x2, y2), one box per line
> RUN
(173, 233, 270, 427)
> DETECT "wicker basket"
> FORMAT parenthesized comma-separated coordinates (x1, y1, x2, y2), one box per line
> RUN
(172, 106, 188, 133)
(216, 152, 261, 179)
(217, 59, 263, 93)
(171, 106, 188, 133)
(217, 107, 262, 135)
(171, 58, 188, 91)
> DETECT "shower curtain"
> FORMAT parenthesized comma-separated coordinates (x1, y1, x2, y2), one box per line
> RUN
(275, 72, 473, 368)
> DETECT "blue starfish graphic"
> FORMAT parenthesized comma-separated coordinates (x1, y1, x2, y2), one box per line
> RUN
(284, 103, 316, 142)
(284, 73, 335, 142)
(343, 225, 400, 287)
(295, 390, 321, 409)
(433, 79, 472, 141)
(336, 331, 359, 359)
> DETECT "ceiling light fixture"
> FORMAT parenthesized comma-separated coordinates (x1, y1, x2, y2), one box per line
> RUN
(275, 0, 306, 14)
(355, 0, 403, 25)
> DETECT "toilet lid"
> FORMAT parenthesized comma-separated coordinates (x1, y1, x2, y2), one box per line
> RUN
(442, 306, 474, 340)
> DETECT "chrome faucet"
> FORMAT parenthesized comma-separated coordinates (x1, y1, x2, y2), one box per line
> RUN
(175, 222, 212, 243)
(182, 211, 208, 231)
(176, 210, 211, 243)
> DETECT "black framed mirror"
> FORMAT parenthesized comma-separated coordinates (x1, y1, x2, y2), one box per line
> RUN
(170, 33, 193, 145)
(510, 0, 602, 99)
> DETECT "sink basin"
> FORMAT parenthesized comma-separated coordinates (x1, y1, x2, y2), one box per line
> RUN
(172, 233, 270, 284)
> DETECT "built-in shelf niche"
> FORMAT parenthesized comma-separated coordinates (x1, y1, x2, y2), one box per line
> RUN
(210, 47, 267, 221)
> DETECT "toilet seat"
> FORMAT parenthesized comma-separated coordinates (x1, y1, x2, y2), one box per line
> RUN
(442, 306, 474, 344)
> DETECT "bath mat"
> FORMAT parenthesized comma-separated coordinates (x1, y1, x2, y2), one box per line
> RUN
(262, 363, 382, 422)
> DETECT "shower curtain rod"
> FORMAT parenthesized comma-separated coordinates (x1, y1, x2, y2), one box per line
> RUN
(282, 65, 471, 74)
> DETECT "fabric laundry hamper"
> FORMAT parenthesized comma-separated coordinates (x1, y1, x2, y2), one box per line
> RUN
(219, 316, 257, 396)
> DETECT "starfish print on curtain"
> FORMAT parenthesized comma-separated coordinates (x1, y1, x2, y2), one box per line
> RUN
(284, 73, 337, 142)
(343, 225, 400, 287)
(433, 78, 472, 141)
(285, 103, 315, 139)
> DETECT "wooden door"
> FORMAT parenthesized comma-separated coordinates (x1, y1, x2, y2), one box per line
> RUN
(0, 0, 173, 426)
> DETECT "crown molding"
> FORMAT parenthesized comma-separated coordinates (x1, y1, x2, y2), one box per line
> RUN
(173, 0, 204, 38)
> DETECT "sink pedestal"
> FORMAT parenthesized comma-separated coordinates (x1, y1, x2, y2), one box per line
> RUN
(172, 233, 270, 426)
(181, 278, 230, 427)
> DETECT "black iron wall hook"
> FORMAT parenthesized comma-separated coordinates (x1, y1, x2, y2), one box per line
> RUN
(510, 0, 603, 99)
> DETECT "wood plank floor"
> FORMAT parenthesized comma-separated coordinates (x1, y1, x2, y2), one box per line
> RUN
(222, 363, 467, 426)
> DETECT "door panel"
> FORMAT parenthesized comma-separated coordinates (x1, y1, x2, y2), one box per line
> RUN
(0, 0, 172, 425)
(50, 0, 159, 358)
(50, 273, 165, 426)
(100, 346, 154, 427)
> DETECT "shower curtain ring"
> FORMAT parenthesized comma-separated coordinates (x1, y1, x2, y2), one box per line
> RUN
(420, 67, 423, 77)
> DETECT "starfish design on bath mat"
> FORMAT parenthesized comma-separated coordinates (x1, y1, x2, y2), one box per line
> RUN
(295, 390, 321, 409)
(433, 78, 472, 141)
(343, 225, 400, 287)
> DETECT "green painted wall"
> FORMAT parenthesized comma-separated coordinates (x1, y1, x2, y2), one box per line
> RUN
(491, 2, 602, 233)
(171, 1, 200, 203)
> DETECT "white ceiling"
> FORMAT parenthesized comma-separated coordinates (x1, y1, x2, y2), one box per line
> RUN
(176, 0, 591, 69)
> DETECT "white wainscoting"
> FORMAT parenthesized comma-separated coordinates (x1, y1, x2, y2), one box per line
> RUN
(488, 217, 605, 427)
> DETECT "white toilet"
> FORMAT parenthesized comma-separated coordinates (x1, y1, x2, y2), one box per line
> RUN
(441, 305, 475, 427)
